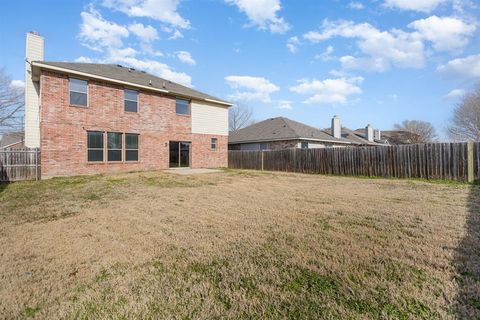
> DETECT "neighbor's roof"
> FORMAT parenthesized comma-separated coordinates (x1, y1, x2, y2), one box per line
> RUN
(0, 131, 24, 149)
(373, 130, 421, 145)
(31, 62, 231, 106)
(325, 127, 383, 146)
(229, 117, 354, 145)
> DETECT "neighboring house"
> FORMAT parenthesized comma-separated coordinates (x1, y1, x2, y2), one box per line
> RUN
(229, 117, 356, 150)
(24, 32, 231, 178)
(0, 131, 25, 149)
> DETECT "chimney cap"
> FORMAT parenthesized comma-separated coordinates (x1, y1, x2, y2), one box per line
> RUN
(28, 31, 41, 36)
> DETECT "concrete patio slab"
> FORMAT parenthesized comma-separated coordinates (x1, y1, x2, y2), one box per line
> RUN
(165, 168, 223, 175)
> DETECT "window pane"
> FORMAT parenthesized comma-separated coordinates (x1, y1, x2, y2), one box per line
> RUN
(124, 100, 138, 112)
(70, 78, 87, 93)
(126, 150, 138, 161)
(125, 134, 138, 149)
(70, 92, 87, 106)
(124, 89, 138, 102)
(176, 99, 190, 115)
(88, 150, 103, 162)
(88, 132, 103, 149)
(211, 138, 217, 149)
(108, 150, 122, 161)
(108, 132, 122, 150)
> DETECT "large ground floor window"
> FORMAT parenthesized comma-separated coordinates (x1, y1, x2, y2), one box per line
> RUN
(87, 131, 139, 163)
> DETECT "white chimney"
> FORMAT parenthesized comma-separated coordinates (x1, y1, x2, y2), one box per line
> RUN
(365, 124, 374, 142)
(374, 129, 381, 141)
(331, 115, 341, 139)
(24, 31, 44, 148)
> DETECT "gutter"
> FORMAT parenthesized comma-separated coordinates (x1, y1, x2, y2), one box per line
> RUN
(228, 137, 355, 145)
(32, 62, 232, 107)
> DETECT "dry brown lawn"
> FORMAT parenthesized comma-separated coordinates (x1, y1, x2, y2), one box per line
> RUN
(0, 170, 478, 319)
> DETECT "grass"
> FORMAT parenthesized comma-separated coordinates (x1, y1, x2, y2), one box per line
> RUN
(0, 169, 478, 319)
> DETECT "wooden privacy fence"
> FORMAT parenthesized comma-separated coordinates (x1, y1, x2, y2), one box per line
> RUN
(229, 142, 480, 182)
(0, 148, 40, 182)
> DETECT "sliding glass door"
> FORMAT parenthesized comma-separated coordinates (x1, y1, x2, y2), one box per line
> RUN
(169, 141, 191, 168)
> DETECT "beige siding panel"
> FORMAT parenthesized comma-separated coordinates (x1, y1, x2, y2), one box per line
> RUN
(24, 33, 44, 148)
(191, 101, 228, 136)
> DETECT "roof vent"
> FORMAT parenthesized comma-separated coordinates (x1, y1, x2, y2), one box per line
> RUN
(129, 67, 135, 72)
(162, 81, 166, 88)
(149, 80, 152, 86)
(116, 64, 123, 68)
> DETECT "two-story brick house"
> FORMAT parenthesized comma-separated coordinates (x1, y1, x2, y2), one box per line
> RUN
(24, 32, 231, 178)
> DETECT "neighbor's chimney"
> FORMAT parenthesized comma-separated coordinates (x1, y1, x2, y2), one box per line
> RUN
(24, 31, 44, 148)
(331, 115, 341, 139)
(374, 129, 381, 141)
(365, 124, 374, 142)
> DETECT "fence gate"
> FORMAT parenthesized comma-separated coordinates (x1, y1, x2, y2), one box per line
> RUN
(0, 148, 40, 182)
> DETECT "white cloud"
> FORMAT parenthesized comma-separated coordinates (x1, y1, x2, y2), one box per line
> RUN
(348, 1, 365, 9)
(277, 100, 293, 109)
(128, 23, 159, 42)
(437, 54, 480, 79)
(225, 75, 280, 102)
(102, 0, 190, 29)
(176, 51, 196, 65)
(314, 45, 334, 61)
(339, 56, 390, 72)
(10, 80, 25, 90)
(168, 29, 184, 40)
(304, 19, 425, 71)
(444, 89, 465, 99)
(409, 16, 476, 52)
(287, 36, 300, 53)
(75, 56, 94, 63)
(79, 6, 129, 51)
(383, 0, 446, 12)
(225, 0, 290, 34)
(290, 77, 363, 104)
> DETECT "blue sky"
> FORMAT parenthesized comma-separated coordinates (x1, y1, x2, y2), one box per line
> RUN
(1, 0, 479, 138)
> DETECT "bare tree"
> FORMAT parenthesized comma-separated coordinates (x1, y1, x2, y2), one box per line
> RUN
(0, 68, 24, 133)
(229, 103, 254, 132)
(394, 120, 438, 143)
(448, 86, 480, 141)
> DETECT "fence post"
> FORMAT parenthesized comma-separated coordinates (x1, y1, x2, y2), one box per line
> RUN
(261, 151, 264, 171)
(467, 142, 474, 183)
(35, 148, 39, 181)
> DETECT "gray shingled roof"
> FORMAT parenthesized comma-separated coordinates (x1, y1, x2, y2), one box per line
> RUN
(229, 117, 353, 144)
(0, 131, 24, 148)
(34, 62, 230, 105)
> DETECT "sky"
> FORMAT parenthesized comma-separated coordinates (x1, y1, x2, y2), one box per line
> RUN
(1, 0, 479, 139)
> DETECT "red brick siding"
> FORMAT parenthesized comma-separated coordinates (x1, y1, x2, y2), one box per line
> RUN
(39, 71, 228, 177)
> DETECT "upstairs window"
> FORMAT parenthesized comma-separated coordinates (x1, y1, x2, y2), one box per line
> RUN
(176, 98, 190, 115)
(124, 89, 138, 112)
(211, 138, 217, 150)
(69, 78, 88, 107)
(108, 132, 123, 162)
(125, 133, 139, 161)
(87, 131, 104, 162)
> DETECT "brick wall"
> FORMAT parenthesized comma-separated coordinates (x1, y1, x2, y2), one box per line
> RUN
(39, 71, 228, 177)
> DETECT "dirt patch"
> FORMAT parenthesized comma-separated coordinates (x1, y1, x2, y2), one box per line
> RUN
(0, 170, 475, 319)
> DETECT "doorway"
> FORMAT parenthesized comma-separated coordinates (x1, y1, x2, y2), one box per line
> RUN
(169, 141, 191, 168)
